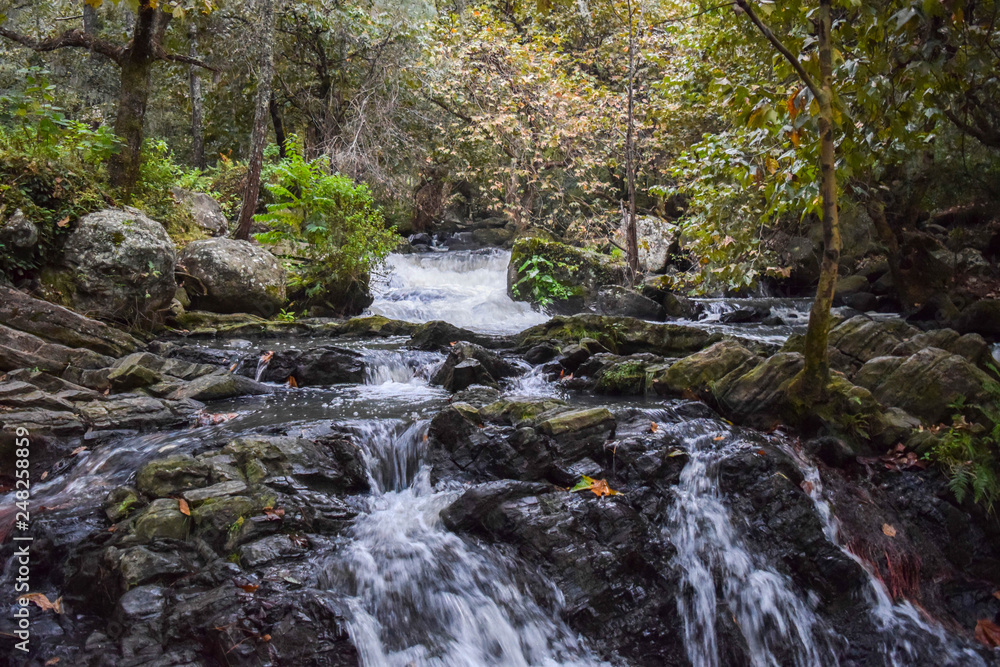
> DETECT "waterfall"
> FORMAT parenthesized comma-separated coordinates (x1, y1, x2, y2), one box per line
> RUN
(321, 421, 604, 666)
(367, 250, 549, 335)
(255, 350, 274, 381)
(668, 421, 839, 667)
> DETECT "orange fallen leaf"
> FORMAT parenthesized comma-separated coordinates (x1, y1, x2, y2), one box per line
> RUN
(236, 583, 259, 593)
(45, 658, 60, 666)
(882, 523, 897, 537)
(177, 499, 190, 516)
(449, 341, 457, 346)
(261, 634, 271, 642)
(287, 376, 298, 388)
(56, 216, 70, 227)
(650, 422, 658, 433)
(993, 590, 1000, 600)
(800, 480, 814, 494)
(107, 524, 118, 532)
(756, 449, 766, 455)
(70, 446, 88, 456)
(40, 471, 48, 481)
(713, 436, 725, 441)
(975, 619, 1000, 647)
(260, 351, 274, 363)
(262, 506, 285, 521)
(570, 475, 622, 497)
(21, 593, 63, 614)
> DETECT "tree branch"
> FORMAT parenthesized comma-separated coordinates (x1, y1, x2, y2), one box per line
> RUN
(0, 26, 123, 63)
(157, 50, 218, 71)
(733, 0, 823, 102)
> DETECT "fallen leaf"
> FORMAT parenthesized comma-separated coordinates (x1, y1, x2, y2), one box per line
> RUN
(666, 448, 686, 457)
(70, 446, 88, 456)
(287, 376, 298, 388)
(56, 216, 70, 227)
(882, 523, 897, 537)
(262, 506, 285, 521)
(260, 350, 274, 363)
(289, 534, 309, 547)
(975, 619, 1000, 647)
(21, 593, 63, 614)
(107, 524, 118, 532)
(569, 475, 622, 497)
(177, 499, 190, 516)
(713, 436, 725, 441)
(40, 471, 48, 481)
(756, 449, 767, 456)
(993, 590, 1000, 600)
(800, 480, 814, 494)
(261, 634, 271, 642)
(650, 422, 658, 433)
(45, 658, 60, 666)
(236, 583, 259, 593)
(449, 341, 457, 346)
(228, 362, 239, 372)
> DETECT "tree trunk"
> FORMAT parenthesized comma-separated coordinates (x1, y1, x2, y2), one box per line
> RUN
(624, 0, 639, 280)
(234, 0, 278, 241)
(189, 23, 205, 170)
(108, 2, 160, 199)
(270, 94, 288, 161)
(867, 200, 910, 308)
(793, 0, 840, 399)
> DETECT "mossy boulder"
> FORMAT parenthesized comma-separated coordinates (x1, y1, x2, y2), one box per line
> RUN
(517, 314, 720, 357)
(178, 238, 286, 317)
(594, 360, 650, 395)
(136, 455, 212, 498)
(133, 498, 191, 542)
(507, 237, 626, 314)
(653, 340, 759, 398)
(46, 207, 177, 323)
(191, 495, 257, 548)
(479, 398, 567, 425)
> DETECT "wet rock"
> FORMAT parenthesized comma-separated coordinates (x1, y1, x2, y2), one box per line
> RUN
(956, 298, 1000, 337)
(133, 499, 191, 541)
(0, 323, 112, 373)
(3, 368, 102, 401)
(825, 316, 919, 363)
(116, 546, 194, 587)
(0, 285, 140, 356)
(900, 329, 990, 368)
(518, 314, 720, 357)
(108, 358, 163, 391)
(625, 215, 678, 273)
(170, 187, 228, 236)
(167, 372, 273, 401)
(178, 238, 286, 317)
(856, 347, 993, 423)
(652, 340, 758, 398)
(720, 306, 770, 324)
(104, 486, 145, 522)
(804, 436, 857, 468)
(136, 455, 212, 498)
(430, 342, 519, 392)
(523, 342, 558, 364)
(711, 353, 801, 428)
(248, 345, 364, 386)
(451, 384, 502, 407)
(219, 434, 369, 494)
(47, 207, 177, 322)
(182, 480, 249, 505)
(238, 534, 307, 568)
(191, 496, 256, 548)
(479, 398, 567, 425)
(507, 237, 626, 314)
(662, 292, 703, 320)
(841, 292, 878, 312)
(834, 274, 870, 299)
(116, 585, 167, 624)
(408, 319, 500, 350)
(75, 395, 202, 431)
(595, 286, 665, 320)
(537, 407, 616, 461)
(593, 358, 651, 395)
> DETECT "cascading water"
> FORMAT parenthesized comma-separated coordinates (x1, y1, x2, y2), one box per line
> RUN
(666, 419, 839, 667)
(367, 250, 549, 334)
(321, 420, 604, 667)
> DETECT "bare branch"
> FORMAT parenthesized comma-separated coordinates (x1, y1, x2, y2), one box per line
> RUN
(0, 26, 123, 63)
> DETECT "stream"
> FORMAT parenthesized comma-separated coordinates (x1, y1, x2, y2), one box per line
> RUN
(2, 248, 994, 666)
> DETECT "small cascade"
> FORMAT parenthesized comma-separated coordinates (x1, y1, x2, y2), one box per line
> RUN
(785, 446, 989, 667)
(255, 350, 274, 382)
(362, 349, 442, 387)
(668, 421, 838, 667)
(322, 420, 604, 666)
(367, 250, 549, 335)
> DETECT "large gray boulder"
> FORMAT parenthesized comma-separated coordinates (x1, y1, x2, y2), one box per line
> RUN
(178, 239, 286, 317)
(170, 187, 228, 236)
(0, 209, 38, 250)
(621, 215, 678, 274)
(47, 208, 177, 322)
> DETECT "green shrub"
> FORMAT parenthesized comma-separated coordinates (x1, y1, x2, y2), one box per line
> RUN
(254, 137, 396, 315)
(511, 254, 576, 307)
(925, 369, 1000, 514)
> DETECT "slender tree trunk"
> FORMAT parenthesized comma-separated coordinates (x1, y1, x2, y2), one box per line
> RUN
(109, 2, 160, 199)
(624, 0, 639, 279)
(189, 23, 205, 170)
(795, 0, 840, 399)
(269, 94, 288, 161)
(867, 200, 910, 308)
(235, 0, 278, 240)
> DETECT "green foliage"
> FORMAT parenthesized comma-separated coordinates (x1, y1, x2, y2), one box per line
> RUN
(512, 255, 576, 307)
(925, 370, 1000, 513)
(254, 137, 396, 313)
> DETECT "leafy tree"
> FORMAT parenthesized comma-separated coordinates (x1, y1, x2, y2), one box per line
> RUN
(0, 0, 218, 198)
